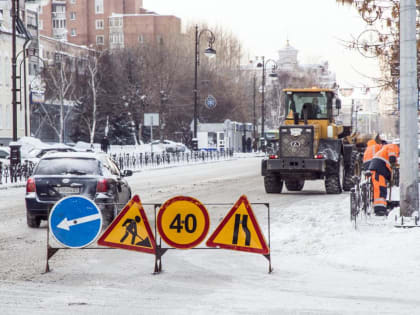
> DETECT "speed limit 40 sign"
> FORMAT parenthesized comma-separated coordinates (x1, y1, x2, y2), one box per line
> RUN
(157, 196, 210, 249)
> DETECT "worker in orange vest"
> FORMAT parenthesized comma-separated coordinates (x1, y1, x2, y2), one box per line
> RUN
(368, 143, 400, 216)
(363, 139, 383, 170)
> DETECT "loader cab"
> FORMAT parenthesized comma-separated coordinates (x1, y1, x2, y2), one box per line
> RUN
(285, 89, 335, 122)
(283, 88, 342, 140)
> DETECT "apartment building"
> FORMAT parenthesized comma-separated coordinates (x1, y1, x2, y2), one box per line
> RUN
(38, 0, 181, 49)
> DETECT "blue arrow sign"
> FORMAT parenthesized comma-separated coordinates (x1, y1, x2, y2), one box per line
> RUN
(49, 196, 102, 248)
(205, 95, 217, 109)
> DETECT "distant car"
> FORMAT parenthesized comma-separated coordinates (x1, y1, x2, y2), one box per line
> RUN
(152, 140, 187, 153)
(25, 144, 77, 165)
(25, 151, 133, 228)
(0, 147, 10, 166)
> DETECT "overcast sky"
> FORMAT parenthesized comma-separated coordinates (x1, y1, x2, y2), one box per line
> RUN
(144, 0, 381, 88)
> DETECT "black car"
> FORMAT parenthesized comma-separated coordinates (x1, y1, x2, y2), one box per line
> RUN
(25, 151, 133, 228)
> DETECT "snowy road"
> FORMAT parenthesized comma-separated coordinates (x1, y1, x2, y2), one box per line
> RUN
(1, 157, 420, 314)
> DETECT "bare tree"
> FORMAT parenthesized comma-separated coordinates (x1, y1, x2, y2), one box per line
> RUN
(42, 53, 76, 143)
(77, 54, 101, 145)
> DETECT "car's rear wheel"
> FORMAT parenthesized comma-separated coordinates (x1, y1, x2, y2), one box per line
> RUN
(26, 212, 41, 228)
(102, 204, 118, 228)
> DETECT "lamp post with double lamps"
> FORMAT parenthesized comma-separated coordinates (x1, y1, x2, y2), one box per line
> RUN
(193, 25, 216, 148)
(257, 57, 278, 151)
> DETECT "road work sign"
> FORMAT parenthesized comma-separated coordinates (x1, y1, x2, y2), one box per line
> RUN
(157, 196, 210, 249)
(49, 196, 102, 248)
(206, 195, 269, 254)
(98, 195, 156, 254)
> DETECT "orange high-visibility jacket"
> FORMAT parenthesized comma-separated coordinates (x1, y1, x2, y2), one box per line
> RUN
(371, 143, 400, 172)
(363, 139, 382, 163)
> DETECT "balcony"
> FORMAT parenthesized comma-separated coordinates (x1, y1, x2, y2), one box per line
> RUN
(53, 28, 68, 40)
(52, 12, 66, 19)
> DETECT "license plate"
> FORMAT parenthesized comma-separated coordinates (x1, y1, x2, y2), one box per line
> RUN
(57, 187, 79, 194)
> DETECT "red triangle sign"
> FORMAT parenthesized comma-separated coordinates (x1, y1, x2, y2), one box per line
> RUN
(206, 195, 269, 254)
(98, 195, 156, 254)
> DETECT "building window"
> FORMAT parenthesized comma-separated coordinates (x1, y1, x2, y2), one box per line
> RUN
(96, 19, 104, 30)
(96, 35, 104, 45)
(138, 34, 144, 43)
(19, 107, 24, 129)
(5, 104, 11, 129)
(71, 28, 76, 36)
(54, 5, 65, 13)
(70, 0, 76, 4)
(95, 0, 104, 14)
(38, 20, 43, 30)
(70, 12, 76, 20)
(4, 57, 9, 86)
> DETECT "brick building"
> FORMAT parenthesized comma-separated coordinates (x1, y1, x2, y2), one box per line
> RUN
(37, 0, 181, 49)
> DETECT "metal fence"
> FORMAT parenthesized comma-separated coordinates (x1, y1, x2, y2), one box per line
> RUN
(110, 150, 233, 171)
(0, 150, 234, 187)
(0, 160, 35, 185)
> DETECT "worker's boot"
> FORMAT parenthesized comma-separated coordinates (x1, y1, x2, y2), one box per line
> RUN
(374, 205, 387, 216)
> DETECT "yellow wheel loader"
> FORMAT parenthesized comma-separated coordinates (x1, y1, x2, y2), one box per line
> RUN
(261, 88, 363, 194)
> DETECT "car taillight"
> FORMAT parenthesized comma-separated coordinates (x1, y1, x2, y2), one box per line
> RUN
(26, 177, 36, 193)
(269, 155, 278, 159)
(314, 154, 324, 159)
(96, 179, 108, 192)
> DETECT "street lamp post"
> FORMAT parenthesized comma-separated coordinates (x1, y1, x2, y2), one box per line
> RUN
(11, 0, 18, 141)
(257, 57, 278, 151)
(252, 73, 257, 144)
(193, 25, 216, 143)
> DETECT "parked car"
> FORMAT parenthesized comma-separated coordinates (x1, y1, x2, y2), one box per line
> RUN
(0, 147, 10, 166)
(152, 140, 187, 153)
(25, 151, 133, 228)
(25, 144, 77, 165)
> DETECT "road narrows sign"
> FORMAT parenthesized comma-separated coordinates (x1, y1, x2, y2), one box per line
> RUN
(97, 195, 156, 254)
(157, 196, 210, 249)
(206, 195, 269, 254)
(49, 195, 103, 248)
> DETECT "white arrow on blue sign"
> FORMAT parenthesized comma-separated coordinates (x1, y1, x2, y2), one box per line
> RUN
(205, 94, 217, 109)
(49, 196, 103, 248)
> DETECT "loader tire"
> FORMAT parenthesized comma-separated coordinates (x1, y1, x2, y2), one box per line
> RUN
(285, 180, 305, 191)
(325, 158, 343, 194)
(343, 151, 357, 191)
(264, 174, 283, 193)
(325, 174, 342, 194)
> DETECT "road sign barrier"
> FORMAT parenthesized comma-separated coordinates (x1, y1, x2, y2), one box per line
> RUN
(98, 195, 156, 254)
(157, 196, 210, 249)
(206, 195, 269, 254)
(49, 196, 102, 248)
(45, 195, 271, 274)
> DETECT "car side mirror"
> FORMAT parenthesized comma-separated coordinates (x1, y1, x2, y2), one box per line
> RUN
(335, 99, 341, 110)
(122, 170, 133, 177)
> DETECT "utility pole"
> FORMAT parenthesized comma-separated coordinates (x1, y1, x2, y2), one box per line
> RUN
(399, 0, 419, 216)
